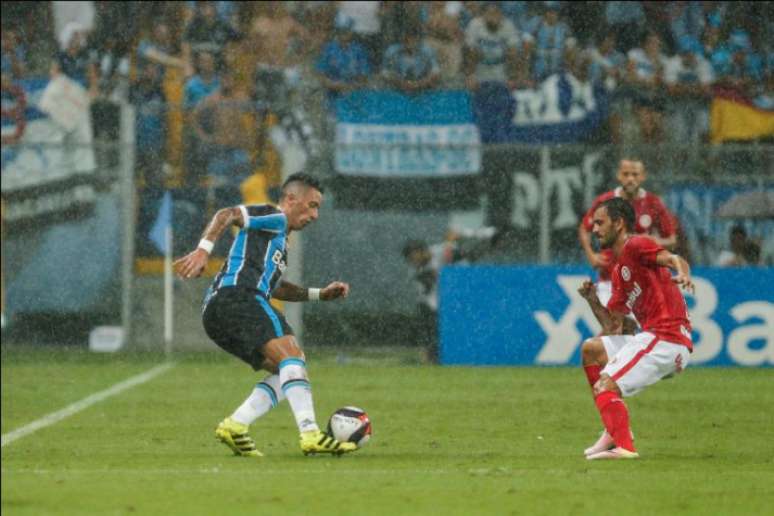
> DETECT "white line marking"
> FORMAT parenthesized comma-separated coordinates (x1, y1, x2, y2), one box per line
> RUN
(1, 362, 176, 448)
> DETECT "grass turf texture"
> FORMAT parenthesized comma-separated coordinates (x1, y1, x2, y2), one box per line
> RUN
(2, 346, 773, 516)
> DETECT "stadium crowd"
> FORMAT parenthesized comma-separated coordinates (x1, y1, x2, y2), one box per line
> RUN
(2, 1, 771, 258)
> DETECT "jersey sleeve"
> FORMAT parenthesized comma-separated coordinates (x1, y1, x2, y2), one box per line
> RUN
(631, 235, 664, 266)
(240, 205, 287, 232)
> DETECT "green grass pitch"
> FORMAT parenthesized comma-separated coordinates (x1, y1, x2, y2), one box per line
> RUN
(2, 346, 773, 515)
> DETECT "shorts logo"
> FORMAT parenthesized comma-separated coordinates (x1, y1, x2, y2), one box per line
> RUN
(621, 266, 631, 282)
(639, 214, 652, 229)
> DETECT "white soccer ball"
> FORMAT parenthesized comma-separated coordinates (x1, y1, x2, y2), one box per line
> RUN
(326, 406, 372, 448)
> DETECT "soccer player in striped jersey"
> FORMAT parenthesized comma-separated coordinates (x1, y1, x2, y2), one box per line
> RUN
(174, 173, 357, 457)
(578, 197, 694, 460)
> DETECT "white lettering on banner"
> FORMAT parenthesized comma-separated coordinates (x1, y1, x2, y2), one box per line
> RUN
(512, 74, 597, 125)
(549, 168, 582, 229)
(510, 152, 603, 230)
(534, 275, 601, 364)
(511, 173, 540, 227)
(683, 277, 723, 363)
(727, 302, 774, 366)
(335, 123, 481, 176)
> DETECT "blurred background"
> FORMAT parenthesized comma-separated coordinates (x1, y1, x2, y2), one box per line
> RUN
(1, 1, 772, 361)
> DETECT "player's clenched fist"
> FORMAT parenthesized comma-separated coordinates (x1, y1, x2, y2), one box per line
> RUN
(578, 280, 597, 301)
(320, 281, 350, 301)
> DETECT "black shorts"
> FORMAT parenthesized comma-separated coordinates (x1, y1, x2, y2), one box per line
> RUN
(202, 287, 294, 370)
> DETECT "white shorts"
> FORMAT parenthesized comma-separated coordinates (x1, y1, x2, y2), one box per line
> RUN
(597, 281, 638, 326)
(601, 332, 691, 397)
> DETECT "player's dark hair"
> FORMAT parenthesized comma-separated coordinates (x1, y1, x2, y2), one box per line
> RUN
(281, 173, 324, 197)
(600, 197, 635, 231)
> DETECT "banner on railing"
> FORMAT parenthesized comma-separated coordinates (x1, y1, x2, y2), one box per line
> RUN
(439, 265, 773, 367)
(473, 74, 608, 144)
(335, 90, 481, 177)
(1, 76, 96, 229)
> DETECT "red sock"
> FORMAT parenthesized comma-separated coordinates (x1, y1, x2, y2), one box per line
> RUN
(595, 391, 635, 452)
(583, 365, 602, 387)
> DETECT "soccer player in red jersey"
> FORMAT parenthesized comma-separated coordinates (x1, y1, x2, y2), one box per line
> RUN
(578, 159, 677, 317)
(577, 197, 694, 460)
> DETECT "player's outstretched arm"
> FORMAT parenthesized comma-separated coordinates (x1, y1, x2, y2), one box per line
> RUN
(273, 280, 350, 302)
(578, 280, 624, 335)
(173, 207, 243, 279)
(655, 250, 694, 294)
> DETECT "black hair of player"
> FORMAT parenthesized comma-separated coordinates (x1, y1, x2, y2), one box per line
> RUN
(281, 173, 325, 197)
(402, 239, 428, 259)
(600, 197, 635, 232)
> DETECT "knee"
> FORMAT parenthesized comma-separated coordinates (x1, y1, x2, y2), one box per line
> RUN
(593, 375, 622, 397)
(581, 337, 604, 364)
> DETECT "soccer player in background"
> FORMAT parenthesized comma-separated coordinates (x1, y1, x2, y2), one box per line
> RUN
(174, 173, 358, 457)
(578, 159, 677, 321)
(577, 197, 694, 460)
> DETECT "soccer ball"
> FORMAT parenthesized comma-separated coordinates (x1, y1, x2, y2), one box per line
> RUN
(326, 406, 372, 448)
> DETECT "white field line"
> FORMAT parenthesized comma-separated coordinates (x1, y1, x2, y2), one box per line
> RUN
(1, 362, 176, 448)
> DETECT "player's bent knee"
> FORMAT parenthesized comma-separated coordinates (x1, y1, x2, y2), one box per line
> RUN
(593, 375, 622, 397)
(581, 337, 604, 364)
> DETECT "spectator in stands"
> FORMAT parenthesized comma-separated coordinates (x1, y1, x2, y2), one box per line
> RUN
(190, 70, 255, 205)
(51, 21, 97, 95)
(425, 1, 464, 86)
(666, 2, 727, 46)
(664, 35, 714, 146)
(716, 225, 762, 267)
(183, 1, 240, 33)
(182, 0, 240, 76)
(136, 22, 185, 86)
(184, 52, 220, 111)
(336, 1, 382, 69)
(382, 26, 441, 94)
(524, 1, 574, 82)
(183, 51, 220, 184)
(1, 28, 27, 80)
(315, 14, 371, 113)
(381, 1, 429, 52)
(605, 1, 645, 53)
(463, 2, 532, 92)
(711, 29, 764, 98)
(131, 60, 167, 190)
(589, 31, 627, 143)
(626, 31, 669, 144)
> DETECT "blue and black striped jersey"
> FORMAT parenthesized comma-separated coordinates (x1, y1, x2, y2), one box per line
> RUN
(210, 204, 288, 298)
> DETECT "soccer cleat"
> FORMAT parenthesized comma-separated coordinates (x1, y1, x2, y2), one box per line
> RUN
(215, 417, 263, 457)
(583, 430, 635, 456)
(299, 430, 357, 456)
(586, 447, 640, 460)
(584, 430, 614, 456)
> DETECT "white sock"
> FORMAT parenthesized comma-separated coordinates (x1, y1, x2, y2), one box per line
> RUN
(279, 358, 319, 433)
(231, 374, 285, 426)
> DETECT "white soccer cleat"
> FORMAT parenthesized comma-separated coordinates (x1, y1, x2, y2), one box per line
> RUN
(583, 430, 635, 456)
(586, 447, 640, 460)
(584, 430, 615, 456)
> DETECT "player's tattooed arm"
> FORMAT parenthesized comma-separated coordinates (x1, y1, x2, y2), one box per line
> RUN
(173, 207, 243, 279)
(655, 250, 695, 294)
(272, 281, 310, 302)
(578, 280, 624, 335)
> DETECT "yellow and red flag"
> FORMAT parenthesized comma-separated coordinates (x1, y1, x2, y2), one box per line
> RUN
(710, 87, 774, 144)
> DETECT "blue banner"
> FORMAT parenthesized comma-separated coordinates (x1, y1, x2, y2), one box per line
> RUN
(473, 74, 608, 144)
(335, 90, 481, 177)
(439, 265, 773, 367)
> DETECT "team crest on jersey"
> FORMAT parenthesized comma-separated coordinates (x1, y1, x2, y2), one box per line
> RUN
(639, 214, 652, 229)
(621, 266, 631, 281)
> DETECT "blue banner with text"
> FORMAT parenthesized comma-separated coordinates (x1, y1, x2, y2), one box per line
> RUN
(439, 266, 773, 367)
